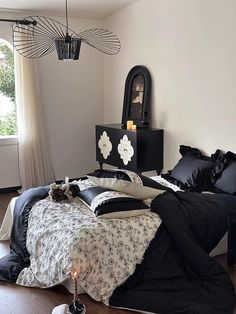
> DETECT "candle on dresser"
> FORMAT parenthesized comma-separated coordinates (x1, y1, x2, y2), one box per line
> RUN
(132, 124, 137, 131)
(127, 120, 133, 130)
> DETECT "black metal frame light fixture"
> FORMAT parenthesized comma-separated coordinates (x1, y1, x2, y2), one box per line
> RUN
(0, 0, 121, 60)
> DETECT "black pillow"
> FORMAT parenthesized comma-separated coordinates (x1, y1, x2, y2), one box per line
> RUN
(169, 145, 226, 191)
(213, 151, 236, 195)
(78, 186, 149, 218)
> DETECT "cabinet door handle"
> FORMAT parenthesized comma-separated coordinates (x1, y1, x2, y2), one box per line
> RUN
(98, 131, 112, 159)
(117, 135, 134, 165)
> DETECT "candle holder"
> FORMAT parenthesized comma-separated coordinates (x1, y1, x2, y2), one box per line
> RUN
(69, 300, 86, 314)
(142, 111, 149, 128)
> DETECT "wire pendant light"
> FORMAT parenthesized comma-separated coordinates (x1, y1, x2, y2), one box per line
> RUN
(5, 0, 121, 60)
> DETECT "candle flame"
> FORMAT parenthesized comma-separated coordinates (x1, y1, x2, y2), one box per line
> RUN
(71, 268, 80, 280)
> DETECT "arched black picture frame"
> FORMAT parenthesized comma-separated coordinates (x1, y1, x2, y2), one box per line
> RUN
(122, 65, 152, 128)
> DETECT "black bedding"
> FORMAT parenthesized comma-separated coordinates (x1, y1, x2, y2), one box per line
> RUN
(110, 191, 236, 314)
(0, 186, 236, 314)
(0, 186, 49, 282)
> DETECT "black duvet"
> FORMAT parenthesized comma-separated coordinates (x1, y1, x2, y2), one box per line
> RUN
(110, 191, 236, 314)
(0, 187, 236, 314)
(0, 186, 49, 282)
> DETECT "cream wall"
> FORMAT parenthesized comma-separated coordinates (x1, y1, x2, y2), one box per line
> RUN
(36, 17, 104, 181)
(103, 0, 236, 171)
(0, 12, 103, 188)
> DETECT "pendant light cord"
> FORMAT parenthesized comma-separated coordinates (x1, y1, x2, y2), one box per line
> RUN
(65, 0, 69, 34)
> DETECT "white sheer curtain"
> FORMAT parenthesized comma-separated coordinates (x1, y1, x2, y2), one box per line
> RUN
(14, 50, 55, 191)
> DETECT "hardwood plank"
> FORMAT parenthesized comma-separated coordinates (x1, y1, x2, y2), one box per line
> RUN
(0, 282, 57, 314)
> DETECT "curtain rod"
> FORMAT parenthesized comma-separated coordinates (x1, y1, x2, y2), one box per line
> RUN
(0, 18, 36, 25)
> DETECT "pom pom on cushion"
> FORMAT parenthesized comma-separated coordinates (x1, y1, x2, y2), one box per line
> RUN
(49, 183, 73, 202)
(49, 183, 80, 202)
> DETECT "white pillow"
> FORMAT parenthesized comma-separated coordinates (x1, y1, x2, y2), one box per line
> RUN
(86, 169, 167, 200)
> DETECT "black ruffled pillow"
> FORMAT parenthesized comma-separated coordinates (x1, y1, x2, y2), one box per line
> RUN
(78, 186, 149, 218)
(87, 169, 168, 200)
(168, 145, 226, 191)
(213, 151, 236, 195)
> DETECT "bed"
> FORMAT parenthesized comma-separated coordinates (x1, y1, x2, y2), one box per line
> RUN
(0, 175, 228, 257)
(0, 145, 235, 314)
(0, 175, 179, 296)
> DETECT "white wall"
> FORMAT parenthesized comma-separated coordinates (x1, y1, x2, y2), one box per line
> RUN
(103, 0, 236, 171)
(0, 12, 103, 188)
(37, 17, 104, 181)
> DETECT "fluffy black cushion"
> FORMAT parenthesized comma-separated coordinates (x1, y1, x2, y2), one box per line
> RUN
(169, 145, 226, 191)
(214, 151, 236, 195)
(78, 186, 149, 218)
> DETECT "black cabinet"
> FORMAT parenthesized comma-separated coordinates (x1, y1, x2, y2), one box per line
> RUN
(96, 123, 163, 173)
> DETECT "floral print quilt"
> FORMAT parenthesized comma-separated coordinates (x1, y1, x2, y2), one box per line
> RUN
(16, 197, 161, 303)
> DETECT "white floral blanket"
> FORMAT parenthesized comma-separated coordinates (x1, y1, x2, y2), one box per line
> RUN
(16, 197, 161, 303)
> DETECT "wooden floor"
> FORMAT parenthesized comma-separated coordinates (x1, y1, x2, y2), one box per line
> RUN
(0, 192, 236, 314)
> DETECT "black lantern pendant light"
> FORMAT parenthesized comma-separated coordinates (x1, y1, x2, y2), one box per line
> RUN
(54, 0, 82, 60)
(55, 37, 81, 61)
(0, 0, 121, 60)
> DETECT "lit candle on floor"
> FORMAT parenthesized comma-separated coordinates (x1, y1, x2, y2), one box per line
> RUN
(71, 269, 79, 302)
(132, 124, 137, 131)
(127, 120, 133, 130)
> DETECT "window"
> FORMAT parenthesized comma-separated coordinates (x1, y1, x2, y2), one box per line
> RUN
(0, 38, 17, 136)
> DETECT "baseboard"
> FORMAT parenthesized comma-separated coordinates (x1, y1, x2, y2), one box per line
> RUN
(0, 186, 21, 194)
(0, 178, 84, 194)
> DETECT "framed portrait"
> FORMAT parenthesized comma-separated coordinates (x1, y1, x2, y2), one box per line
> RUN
(122, 65, 152, 128)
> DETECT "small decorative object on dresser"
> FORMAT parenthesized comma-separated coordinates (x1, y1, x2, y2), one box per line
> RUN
(122, 65, 152, 128)
(96, 123, 163, 174)
(126, 120, 134, 130)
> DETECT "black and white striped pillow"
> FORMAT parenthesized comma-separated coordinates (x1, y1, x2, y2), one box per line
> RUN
(87, 169, 167, 200)
(78, 186, 149, 218)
